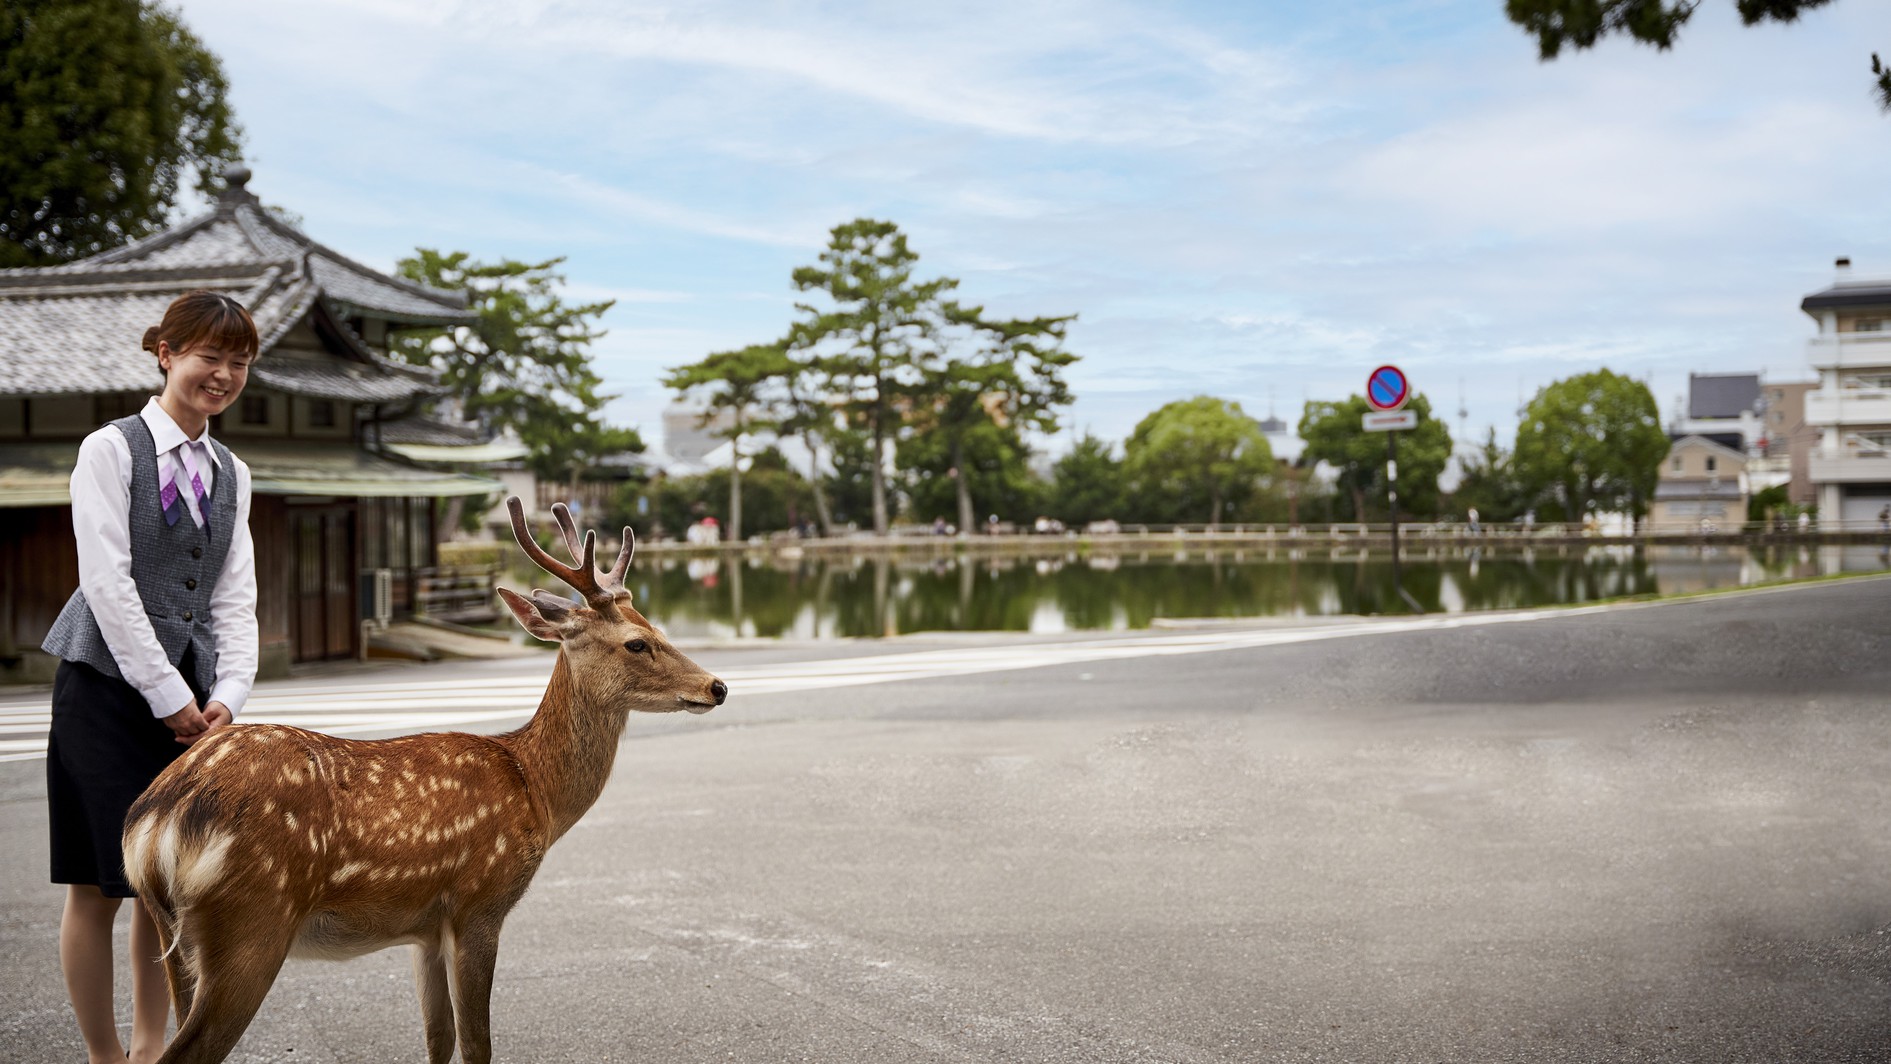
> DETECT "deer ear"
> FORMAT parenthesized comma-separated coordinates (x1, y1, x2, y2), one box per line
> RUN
(497, 587, 566, 642)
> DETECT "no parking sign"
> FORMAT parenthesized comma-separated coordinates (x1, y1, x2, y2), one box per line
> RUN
(1366, 365, 1409, 412)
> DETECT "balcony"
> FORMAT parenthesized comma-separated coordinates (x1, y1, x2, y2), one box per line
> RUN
(1806, 332, 1891, 371)
(1804, 388, 1891, 427)
(1808, 451, 1891, 483)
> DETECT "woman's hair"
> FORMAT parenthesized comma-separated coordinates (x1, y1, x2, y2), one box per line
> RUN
(142, 291, 260, 366)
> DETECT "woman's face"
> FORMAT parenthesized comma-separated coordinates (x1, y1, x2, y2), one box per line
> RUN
(158, 341, 251, 424)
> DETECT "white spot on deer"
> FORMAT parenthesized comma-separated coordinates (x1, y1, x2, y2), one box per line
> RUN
(329, 860, 368, 884)
(261, 798, 275, 816)
(307, 825, 320, 851)
(276, 870, 290, 891)
(123, 813, 161, 881)
(280, 766, 300, 786)
(284, 810, 298, 830)
(173, 830, 235, 902)
(154, 815, 184, 885)
(494, 835, 508, 856)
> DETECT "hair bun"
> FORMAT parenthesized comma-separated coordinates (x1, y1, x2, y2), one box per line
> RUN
(142, 326, 162, 353)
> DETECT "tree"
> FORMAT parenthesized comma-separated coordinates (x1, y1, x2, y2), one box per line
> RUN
(910, 307, 1076, 533)
(1300, 394, 1453, 521)
(898, 418, 1042, 528)
(1046, 433, 1126, 527)
(1505, 1, 1888, 112)
(1, 0, 244, 265)
(1513, 369, 1668, 521)
(1452, 427, 1532, 523)
(1123, 397, 1274, 527)
(790, 219, 958, 535)
(390, 251, 642, 492)
(664, 343, 786, 542)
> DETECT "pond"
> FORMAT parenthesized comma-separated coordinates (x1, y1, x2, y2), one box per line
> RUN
(496, 543, 1891, 641)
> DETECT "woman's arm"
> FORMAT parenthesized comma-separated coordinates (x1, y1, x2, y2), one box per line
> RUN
(71, 428, 195, 718)
(206, 457, 258, 717)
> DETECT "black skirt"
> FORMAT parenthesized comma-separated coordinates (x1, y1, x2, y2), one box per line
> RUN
(47, 652, 203, 898)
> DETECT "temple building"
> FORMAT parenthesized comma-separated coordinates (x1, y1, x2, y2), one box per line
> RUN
(0, 169, 506, 679)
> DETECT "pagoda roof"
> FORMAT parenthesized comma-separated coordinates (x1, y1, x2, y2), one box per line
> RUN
(0, 169, 457, 403)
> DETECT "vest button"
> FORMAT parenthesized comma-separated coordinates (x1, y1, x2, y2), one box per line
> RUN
(182, 611, 193, 622)
(185, 579, 197, 590)
(191, 547, 203, 559)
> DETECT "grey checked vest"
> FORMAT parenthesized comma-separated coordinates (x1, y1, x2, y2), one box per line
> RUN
(42, 414, 238, 698)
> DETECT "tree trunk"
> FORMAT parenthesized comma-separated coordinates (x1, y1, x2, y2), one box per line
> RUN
(804, 433, 833, 536)
(953, 436, 974, 536)
(1209, 486, 1222, 531)
(870, 423, 888, 535)
(728, 417, 745, 542)
(1351, 484, 1367, 524)
(441, 496, 466, 539)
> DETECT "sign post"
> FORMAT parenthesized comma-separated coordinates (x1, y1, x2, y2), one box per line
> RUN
(1364, 365, 1424, 614)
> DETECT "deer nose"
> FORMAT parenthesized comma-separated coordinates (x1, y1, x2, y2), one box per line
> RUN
(710, 680, 728, 705)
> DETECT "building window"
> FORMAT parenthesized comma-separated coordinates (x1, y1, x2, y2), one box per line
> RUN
(1705, 456, 1717, 472)
(1856, 318, 1883, 333)
(1671, 456, 1683, 472)
(241, 396, 269, 425)
(309, 399, 336, 428)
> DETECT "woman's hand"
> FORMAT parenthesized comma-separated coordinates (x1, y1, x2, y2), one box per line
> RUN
(162, 700, 231, 744)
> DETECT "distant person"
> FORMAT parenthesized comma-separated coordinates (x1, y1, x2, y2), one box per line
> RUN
(1467, 507, 1480, 535)
(1879, 505, 1889, 533)
(1798, 511, 1811, 533)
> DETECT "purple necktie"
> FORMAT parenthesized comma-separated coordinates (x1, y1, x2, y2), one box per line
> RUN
(161, 441, 210, 534)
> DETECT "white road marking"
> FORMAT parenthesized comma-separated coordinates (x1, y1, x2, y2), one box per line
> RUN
(0, 606, 1595, 762)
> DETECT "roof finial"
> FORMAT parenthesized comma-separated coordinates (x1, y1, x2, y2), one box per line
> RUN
(217, 165, 256, 210)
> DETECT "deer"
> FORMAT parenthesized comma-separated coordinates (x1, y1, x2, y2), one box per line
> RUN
(120, 496, 727, 1064)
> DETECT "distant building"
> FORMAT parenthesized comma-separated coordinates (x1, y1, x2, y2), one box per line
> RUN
(1649, 436, 1747, 532)
(1800, 258, 1891, 526)
(1670, 372, 1761, 453)
(1753, 380, 1818, 506)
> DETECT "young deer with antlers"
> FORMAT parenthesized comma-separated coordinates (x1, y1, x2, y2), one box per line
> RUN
(120, 497, 726, 1064)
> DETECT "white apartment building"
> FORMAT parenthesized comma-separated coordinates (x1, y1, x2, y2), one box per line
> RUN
(1802, 258, 1891, 526)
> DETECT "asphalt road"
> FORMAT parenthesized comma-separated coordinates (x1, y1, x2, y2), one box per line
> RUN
(3, 577, 1890, 1062)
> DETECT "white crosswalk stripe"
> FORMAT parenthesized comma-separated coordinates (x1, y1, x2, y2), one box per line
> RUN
(0, 607, 1588, 762)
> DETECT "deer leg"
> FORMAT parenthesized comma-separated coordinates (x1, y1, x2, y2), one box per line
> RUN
(411, 942, 456, 1064)
(154, 907, 293, 1064)
(447, 919, 504, 1064)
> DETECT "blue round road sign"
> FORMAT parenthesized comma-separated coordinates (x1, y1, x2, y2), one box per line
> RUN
(1367, 365, 1409, 411)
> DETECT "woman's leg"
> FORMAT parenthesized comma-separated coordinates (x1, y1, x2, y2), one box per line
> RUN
(60, 884, 126, 1064)
(129, 898, 171, 1063)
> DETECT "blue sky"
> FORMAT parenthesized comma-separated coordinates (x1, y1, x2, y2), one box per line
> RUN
(172, 0, 1891, 458)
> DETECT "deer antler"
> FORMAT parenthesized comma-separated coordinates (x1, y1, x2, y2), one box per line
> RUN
(548, 501, 636, 593)
(508, 496, 602, 602)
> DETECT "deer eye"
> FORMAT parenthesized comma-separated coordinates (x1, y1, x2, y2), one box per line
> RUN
(624, 639, 649, 654)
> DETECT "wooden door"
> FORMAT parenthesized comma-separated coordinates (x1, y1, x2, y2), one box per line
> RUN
(289, 503, 357, 662)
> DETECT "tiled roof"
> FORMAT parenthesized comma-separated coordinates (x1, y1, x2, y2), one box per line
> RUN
(1802, 279, 1891, 313)
(0, 170, 450, 402)
(54, 171, 475, 327)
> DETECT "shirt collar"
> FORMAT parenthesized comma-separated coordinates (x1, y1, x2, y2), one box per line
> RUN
(139, 397, 222, 468)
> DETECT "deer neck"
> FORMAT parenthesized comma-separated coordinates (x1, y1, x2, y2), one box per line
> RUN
(506, 650, 632, 841)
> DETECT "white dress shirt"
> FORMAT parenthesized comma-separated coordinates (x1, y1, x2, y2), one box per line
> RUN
(68, 397, 259, 718)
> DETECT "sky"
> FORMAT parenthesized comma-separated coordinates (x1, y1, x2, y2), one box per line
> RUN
(169, 0, 1891, 460)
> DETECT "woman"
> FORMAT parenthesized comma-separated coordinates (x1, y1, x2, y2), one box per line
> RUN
(41, 290, 260, 1064)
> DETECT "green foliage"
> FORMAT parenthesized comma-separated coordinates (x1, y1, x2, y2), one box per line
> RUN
(390, 251, 640, 481)
(912, 304, 1076, 531)
(823, 429, 886, 529)
(897, 419, 1043, 527)
(626, 452, 815, 540)
(789, 219, 961, 534)
(1045, 433, 1126, 527)
(1, 0, 243, 265)
(663, 343, 790, 541)
(1123, 397, 1274, 526)
(1299, 394, 1452, 520)
(1451, 427, 1531, 523)
(1748, 482, 1791, 523)
(1513, 369, 1668, 518)
(1504, 1, 1883, 111)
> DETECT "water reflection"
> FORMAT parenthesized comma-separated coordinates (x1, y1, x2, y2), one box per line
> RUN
(508, 546, 1890, 641)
